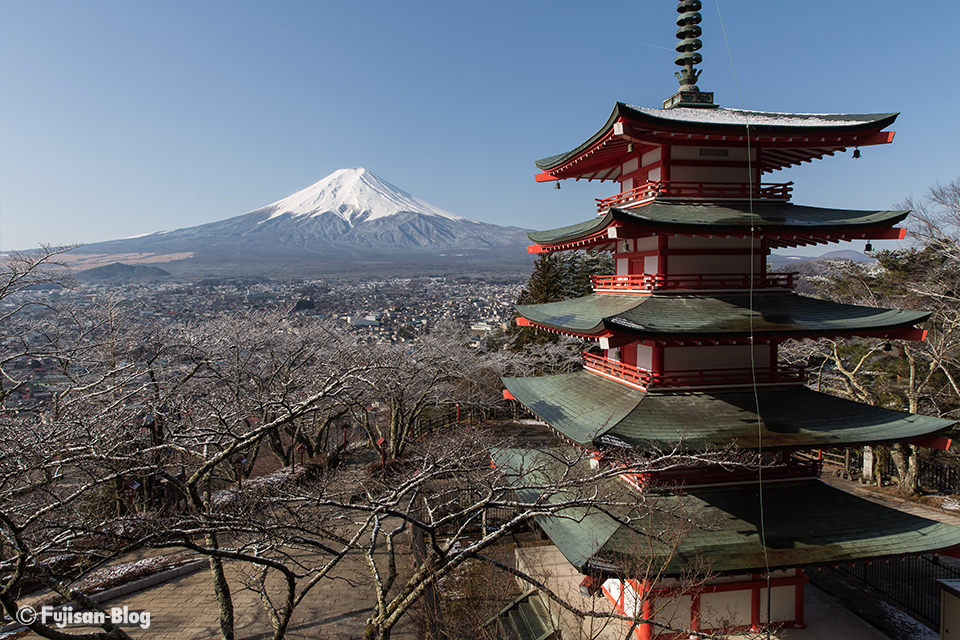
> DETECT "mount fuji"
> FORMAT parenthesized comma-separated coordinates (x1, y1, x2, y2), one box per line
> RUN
(65, 169, 534, 276)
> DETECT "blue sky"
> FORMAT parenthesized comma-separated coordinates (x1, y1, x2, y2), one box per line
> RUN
(1, 0, 958, 254)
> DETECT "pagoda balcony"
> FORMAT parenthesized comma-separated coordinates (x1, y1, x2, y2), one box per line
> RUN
(596, 180, 794, 212)
(582, 352, 805, 390)
(591, 272, 797, 294)
(618, 457, 821, 491)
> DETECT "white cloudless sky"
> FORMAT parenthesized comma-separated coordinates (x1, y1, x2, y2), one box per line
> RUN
(1, 0, 958, 254)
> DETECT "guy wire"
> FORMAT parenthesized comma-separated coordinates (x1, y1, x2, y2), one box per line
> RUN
(714, 2, 773, 636)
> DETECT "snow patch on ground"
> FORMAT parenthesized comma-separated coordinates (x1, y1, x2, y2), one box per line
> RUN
(21, 552, 195, 616)
(878, 601, 938, 640)
(210, 464, 305, 508)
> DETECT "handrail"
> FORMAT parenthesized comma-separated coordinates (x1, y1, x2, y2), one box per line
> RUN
(591, 272, 797, 293)
(596, 180, 793, 212)
(582, 352, 805, 389)
(620, 458, 820, 490)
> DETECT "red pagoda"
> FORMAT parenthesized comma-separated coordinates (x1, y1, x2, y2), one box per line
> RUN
(496, 2, 959, 638)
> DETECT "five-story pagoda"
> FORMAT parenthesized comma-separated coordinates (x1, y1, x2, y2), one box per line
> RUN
(497, 2, 958, 637)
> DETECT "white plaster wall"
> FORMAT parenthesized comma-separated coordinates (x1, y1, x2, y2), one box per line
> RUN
(663, 345, 771, 371)
(653, 594, 693, 630)
(642, 147, 662, 168)
(667, 254, 760, 275)
(643, 255, 658, 273)
(669, 237, 751, 250)
(617, 258, 629, 276)
(622, 177, 633, 192)
(621, 581, 641, 617)
(760, 585, 797, 623)
(671, 165, 752, 183)
(701, 590, 751, 629)
(603, 579, 622, 601)
(622, 157, 639, 175)
(671, 146, 755, 161)
(635, 236, 658, 251)
(637, 344, 653, 370)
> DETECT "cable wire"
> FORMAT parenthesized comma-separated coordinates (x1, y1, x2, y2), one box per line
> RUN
(714, 2, 773, 636)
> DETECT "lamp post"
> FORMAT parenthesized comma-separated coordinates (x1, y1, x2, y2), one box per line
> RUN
(375, 437, 387, 479)
(122, 479, 140, 509)
(295, 443, 306, 469)
(234, 456, 247, 488)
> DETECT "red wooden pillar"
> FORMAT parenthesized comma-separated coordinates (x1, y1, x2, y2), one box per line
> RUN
(753, 144, 762, 193)
(651, 341, 664, 379)
(656, 234, 668, 275)
(750, 574, 762, 632)
(638, 579, 654, 640)
(661, 144, 672, 184)
(795, 569, 807, 628)
(690, 592, 701, 632)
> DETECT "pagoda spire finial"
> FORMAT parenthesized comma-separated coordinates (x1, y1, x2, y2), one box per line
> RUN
(664, 0, 717, 109)
(675, 0, 703, 91)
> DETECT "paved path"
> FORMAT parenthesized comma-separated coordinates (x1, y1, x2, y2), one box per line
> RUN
(29, 544, 421, 640)
(22, 450, 423, 639)
(820, 471, 960, 525)
(515, 545, 892, 640)
(20, 450, 953, 639)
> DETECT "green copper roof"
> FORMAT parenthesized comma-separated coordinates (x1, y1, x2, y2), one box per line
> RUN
(535, 102, 898, 172)
(527, 203, 909, 246)
(516, 292, 929, 339)
(502, 370, 954, 450)
(492, 448, 958, 578)
(485, 590, 559, 640)
(504, 371, 644, 443)
(527, 211, 615, 245)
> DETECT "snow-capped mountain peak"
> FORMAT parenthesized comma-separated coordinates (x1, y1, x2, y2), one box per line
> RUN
(257, 168, 466, 226)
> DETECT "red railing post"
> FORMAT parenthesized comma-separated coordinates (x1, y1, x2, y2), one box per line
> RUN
(596, 180, 793, 212)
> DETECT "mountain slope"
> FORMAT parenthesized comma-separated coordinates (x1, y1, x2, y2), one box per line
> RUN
(258, 167, 465, 224)
(76, 263, 172, 281)
(67, 168, 534, 272)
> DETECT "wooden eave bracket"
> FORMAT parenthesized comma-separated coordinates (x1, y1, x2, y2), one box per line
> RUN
(527, 229, 617, 254)
(867, 227, 907, 240)
(939, 546, 960, 559)
(535, 172, 559, 183)
(907, 434, 953, 451)
(862, 327, 928, 342)
(516, 316, 604, 340)
(503, 389, 516, 401)
(535, 226, 903, 254)
(598, 333, 635, 349)
(854, 130, 895, 147)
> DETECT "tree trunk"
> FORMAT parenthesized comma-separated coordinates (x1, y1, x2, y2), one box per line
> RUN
(206, 531, 235, 640)
(894, 348, 924, 496)
(890, 443, 921, 496)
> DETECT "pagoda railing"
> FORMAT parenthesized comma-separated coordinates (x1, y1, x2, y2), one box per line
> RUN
(596, 180, 793, 212)
(591, 272, 797, 293)
(582, 352, 805, 389)
(619, 458, 821, 491)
